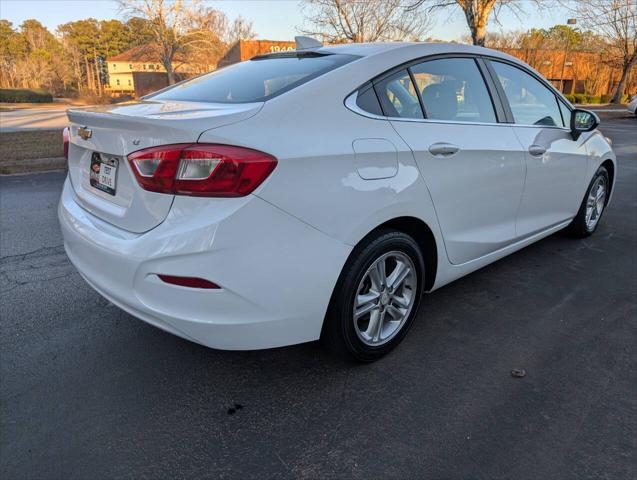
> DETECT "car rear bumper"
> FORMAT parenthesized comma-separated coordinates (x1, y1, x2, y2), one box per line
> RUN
(58, 177, 350, 350)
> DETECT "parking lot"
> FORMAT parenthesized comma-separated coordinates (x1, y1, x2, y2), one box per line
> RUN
(1, 113, 635, 479)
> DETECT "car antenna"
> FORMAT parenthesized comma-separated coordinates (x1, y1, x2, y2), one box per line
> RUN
(295, 36, 323, 51)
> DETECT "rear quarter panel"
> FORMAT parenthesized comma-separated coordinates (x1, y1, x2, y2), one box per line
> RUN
(197, 64, 447, 289)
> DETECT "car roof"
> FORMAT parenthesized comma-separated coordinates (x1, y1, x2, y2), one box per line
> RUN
(316, 41, 521, 64)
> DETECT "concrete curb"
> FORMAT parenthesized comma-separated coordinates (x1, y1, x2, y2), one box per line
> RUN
(0, 157, 66, 175)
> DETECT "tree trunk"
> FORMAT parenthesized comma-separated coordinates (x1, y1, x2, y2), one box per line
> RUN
(164, 60, 176, 85)
(612, 56, 636, 104)
(466, 9, 488, 46)
(74, 57, 82, 94)
(93, 48, 102, 95)
(167, 68, 176, 85)
(472, 25, 487, 46)
(84, 55, 93, 93)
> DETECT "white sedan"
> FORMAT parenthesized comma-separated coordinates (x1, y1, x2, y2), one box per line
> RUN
(59, 39, 615, 361)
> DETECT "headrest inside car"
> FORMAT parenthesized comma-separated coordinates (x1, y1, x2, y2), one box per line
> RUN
(422, 81, 458, 120)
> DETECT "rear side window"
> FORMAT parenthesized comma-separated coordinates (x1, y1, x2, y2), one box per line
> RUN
(151, 53, 358, 104)
(356, 86, 383, 116)
(374, 69, 423, 119)
(410, 58, 496, 123)
(491, 61, 564, 127)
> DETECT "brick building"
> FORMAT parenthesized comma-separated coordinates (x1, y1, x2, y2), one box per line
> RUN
(218, 40, 296, 68)
(503, 48, 636, 97)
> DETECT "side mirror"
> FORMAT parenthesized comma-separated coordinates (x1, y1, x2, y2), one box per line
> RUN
(570, 109, 599, 140)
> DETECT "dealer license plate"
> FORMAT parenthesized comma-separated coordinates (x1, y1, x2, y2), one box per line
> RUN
(89, 152, 118, 196)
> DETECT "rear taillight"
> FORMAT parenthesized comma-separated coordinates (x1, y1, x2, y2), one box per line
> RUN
(63, 127, 69, 160)
(128, 144, 277, 197)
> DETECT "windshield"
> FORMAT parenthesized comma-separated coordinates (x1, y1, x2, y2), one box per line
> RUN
(150, 53, 359, 104)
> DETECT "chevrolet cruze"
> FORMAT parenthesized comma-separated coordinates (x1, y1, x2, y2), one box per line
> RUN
(59, 39, 616, 361)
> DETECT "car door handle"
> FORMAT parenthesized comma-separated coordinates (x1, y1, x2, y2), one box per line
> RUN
(528, 144, 547, 156)
(428, 143, 459, 157)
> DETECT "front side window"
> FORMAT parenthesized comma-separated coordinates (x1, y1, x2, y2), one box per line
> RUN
(151, 53, 358, 104)
(558, 100, 572, 127)
(374, 69, 423, 119)
(410, 58, 496, 123)
(491, 61, 564, 127)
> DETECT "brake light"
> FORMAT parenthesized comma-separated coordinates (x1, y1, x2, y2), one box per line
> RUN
(63, 127, 70, 160)
(128, 144, 277, 197)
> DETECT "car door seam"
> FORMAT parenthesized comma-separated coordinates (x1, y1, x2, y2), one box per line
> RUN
(510, 127, 530, 238)
(386, 118, 454, 264)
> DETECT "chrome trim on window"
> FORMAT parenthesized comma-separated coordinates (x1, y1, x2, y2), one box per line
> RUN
(345, 91, 507, 127)
(345, 91, 572, 131)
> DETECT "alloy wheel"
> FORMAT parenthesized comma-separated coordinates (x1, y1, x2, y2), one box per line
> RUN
(352, 251, 417, 346)
(585, 176, 607, 231)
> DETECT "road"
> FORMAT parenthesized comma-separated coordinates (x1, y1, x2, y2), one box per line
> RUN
(0, 105, 71, 132)
(1, 115, 636, 479)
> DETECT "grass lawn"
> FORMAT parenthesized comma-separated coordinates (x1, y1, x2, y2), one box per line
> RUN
(0, 130, 63, 162)
(0, 130, 65, 174)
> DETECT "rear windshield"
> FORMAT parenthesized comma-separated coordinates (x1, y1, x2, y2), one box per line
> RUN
(150, 53, 358, 104)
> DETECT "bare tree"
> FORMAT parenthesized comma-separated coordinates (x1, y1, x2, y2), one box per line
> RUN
(225, 16, 257, 45)
(573, 0, 636, 103)
(183, 9, 256, 72)
(409, 1, 545, 46)
(118, 0, 253, 84)
(300, 0, 432, 43)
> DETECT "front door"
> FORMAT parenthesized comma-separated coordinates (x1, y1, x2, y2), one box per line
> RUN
(488, 60, 589, 237)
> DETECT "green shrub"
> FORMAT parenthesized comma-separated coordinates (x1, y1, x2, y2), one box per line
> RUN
(0, 88, 53, 103)
(586, 95, 602, 104)
(564, 94, 577, 103)
(600, 93, 631, 103)
(572, 93, 587, 104)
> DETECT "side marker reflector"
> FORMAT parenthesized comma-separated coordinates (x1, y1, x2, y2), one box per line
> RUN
(157, 275, 220, 289)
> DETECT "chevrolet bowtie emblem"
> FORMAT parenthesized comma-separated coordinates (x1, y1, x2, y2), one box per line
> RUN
(78, 126, 92, 140)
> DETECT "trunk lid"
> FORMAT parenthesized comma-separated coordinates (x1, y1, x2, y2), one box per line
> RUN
(66, 100, 262, 233)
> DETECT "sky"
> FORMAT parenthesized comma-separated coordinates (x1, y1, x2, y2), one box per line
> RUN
(0, 0, 573, 42)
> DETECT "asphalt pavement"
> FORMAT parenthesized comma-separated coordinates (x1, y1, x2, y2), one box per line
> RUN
(0, 104, 72, 132)
(1, 114, 636, 479)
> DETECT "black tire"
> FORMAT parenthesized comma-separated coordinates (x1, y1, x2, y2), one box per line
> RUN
(322, 230, 425, 362)
(565, 166, 610, 238)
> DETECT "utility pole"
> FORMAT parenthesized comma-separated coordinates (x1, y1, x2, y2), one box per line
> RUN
(560, 18, 577, 93)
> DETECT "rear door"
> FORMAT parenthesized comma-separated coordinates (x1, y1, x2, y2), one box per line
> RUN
(379, 57, 526, 265)
(486, 60, 589, 237)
